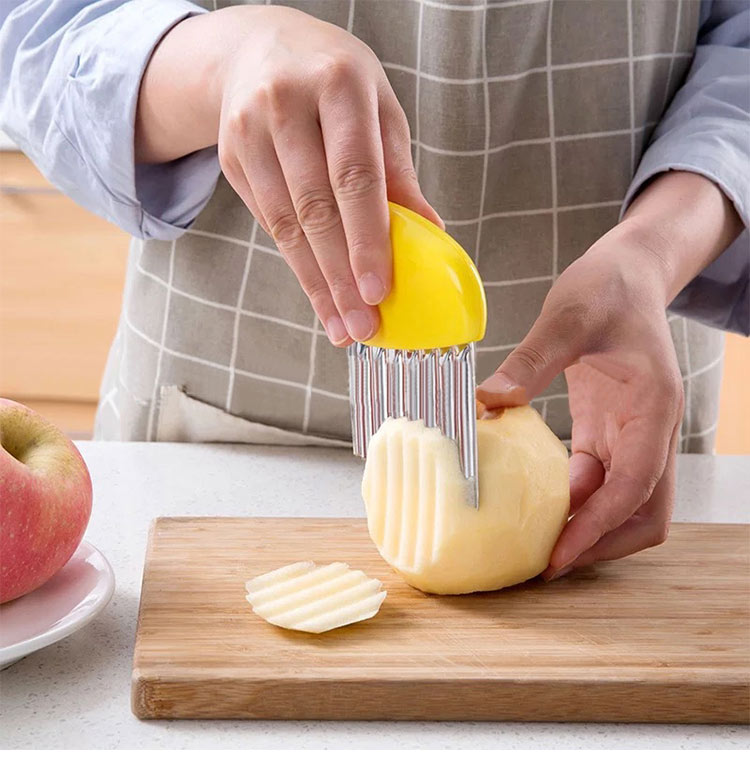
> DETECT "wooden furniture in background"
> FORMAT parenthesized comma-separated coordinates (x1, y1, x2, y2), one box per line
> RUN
(133, 516, 750, 722)
(0, 152, 129, 435)
(1, 151, 748, 448)
(717, 332, 750, 454)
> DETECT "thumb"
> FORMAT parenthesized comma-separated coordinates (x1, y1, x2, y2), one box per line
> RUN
(387, 172, 444, 230)
(476, 314, 583, 409)
(379, 94, 444, 230)
(384, 154, 444, 230)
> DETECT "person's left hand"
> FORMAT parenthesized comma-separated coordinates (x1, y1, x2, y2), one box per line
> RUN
(476, 219, 684, 580)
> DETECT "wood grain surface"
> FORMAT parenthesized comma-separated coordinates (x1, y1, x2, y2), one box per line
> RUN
(717, 332, 750, 454)
(132, 517, 750, 723)
(0, 152, 128, 402)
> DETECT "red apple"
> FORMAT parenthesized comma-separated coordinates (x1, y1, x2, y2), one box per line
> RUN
(0, 399, 92, 603)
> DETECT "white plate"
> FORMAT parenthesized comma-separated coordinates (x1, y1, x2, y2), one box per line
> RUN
(0, 541, 115, 668)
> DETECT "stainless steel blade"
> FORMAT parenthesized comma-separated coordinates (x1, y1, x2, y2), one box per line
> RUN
(348, 342, 479, 507)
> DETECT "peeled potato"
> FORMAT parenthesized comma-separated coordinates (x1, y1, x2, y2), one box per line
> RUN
(245, 561, 386, 633)
(362, 405, 570, 594)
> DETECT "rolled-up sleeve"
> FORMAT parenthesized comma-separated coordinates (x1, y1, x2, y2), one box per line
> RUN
(622, 0, 750, 335)
(0, 0, 221, 240)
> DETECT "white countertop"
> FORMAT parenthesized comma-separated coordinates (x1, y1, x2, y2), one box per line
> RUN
(2, 444, 749, 749)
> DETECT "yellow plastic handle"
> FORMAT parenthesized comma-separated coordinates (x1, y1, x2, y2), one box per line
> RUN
(365, 202, 487, 350)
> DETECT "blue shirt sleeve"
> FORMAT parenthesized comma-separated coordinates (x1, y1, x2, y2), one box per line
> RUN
(0, 0, 221, 240)
(622, 0, 750, 336)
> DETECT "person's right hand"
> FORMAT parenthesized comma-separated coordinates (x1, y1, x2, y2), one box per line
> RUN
(136, 5, 441, 346)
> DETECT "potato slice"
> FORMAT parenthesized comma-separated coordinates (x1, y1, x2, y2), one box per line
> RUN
(245, 561, 386, 634)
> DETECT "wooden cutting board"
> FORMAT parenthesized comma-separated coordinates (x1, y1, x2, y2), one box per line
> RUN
(132, 517, 750, 723)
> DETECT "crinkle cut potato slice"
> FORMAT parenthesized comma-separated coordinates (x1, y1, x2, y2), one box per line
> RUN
(245, 561, 387, 633)
(363, 405, 570, 595)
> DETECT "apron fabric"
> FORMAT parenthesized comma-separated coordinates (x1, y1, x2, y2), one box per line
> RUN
(96, 0, 723, 453)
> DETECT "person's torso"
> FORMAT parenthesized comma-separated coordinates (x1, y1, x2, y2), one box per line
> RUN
(98, 0, 723, 453)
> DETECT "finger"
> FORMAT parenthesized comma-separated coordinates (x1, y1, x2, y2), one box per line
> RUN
(544, 435, 677, 579)
(568, 451, 605, 513)
(378, 86, 444, 229)
(546, 412, 674, 573)
(319, 82, 391, 305)
(537, 451, 604, 583)
(234, 127, 353, 346)
(542, 515, 665, 580)
(219, 150, 270, 233)
(476, 309, 585, 409)
(270, 110, 379, 342)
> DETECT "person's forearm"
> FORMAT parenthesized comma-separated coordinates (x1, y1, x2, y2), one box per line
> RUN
(135, 11, 231, 163)
(135, 3, 441, 346)
(621, 171, 744, 306)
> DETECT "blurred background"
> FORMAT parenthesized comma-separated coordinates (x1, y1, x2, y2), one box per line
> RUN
(1, 135, 748, 450)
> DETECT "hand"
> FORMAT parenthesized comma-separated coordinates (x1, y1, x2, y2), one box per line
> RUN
(477, 170, 742, 577)
(477, 221, 684, 578)
(136, 6, 441, 345)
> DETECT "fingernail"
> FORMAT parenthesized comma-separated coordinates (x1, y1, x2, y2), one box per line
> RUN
(325, 316, 348, 345)
(359, 273, 387, 305)
(545, 565, 574, 582)
(345, 310, 374, 342)
(480, 372, 519, 394)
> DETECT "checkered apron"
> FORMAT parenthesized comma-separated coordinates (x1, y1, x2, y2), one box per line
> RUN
(96, 0, 723, 453)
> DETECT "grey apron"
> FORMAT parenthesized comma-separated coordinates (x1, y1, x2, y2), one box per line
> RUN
(96, 0, 723, 453)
